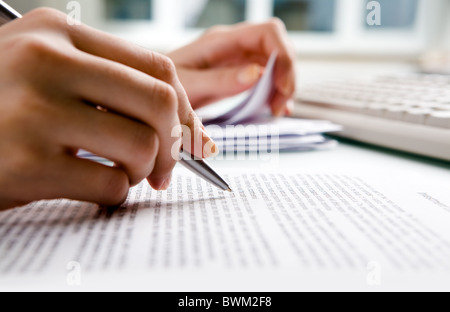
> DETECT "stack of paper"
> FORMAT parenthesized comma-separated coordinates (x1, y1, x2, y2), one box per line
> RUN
(196, 53, 342, 153)
(205, 117, 340, 153)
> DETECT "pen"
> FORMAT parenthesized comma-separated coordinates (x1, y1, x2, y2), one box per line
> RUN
(0, 1, 232, 193)
(179, 150, 232, 192)
(0, 1, 21, 24)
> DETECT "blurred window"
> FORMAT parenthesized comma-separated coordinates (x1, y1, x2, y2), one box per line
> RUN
(103, 0, 421, 33)
(105, 0, 153, 20)
(274, 0, 336, 32)
(99, 0, 431, 55)
(365, 0, 418, 29)
(183, 0, 247, 28)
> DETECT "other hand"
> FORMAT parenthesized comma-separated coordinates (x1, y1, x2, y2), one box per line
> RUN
(168, 18, 296, 116)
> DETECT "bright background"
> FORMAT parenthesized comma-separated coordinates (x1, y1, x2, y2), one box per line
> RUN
(7, 0, 450, 60)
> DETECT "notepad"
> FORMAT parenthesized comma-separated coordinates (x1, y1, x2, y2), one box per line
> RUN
(196, 52, 342, 153)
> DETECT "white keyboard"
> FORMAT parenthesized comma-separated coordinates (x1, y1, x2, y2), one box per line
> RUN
(294, 73, 450, 161)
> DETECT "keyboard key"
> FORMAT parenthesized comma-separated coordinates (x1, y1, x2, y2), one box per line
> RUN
(384, 107, 408, 121)
(403, 108, 432, 124)
(435, 105, 450, 112)
(425, 111, 450, 129)
(436, 97, 450, 105)
(299, 73, 450, 130)
(364, 104, 388, 117)
(299, 95, 364, 113)
(416, 102, 440, 110)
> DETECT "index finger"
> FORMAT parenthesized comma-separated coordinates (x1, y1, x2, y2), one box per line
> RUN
(67, 22, 214, 184)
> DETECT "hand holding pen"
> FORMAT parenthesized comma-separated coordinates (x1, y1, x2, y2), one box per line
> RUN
(0, 2, 229, 211)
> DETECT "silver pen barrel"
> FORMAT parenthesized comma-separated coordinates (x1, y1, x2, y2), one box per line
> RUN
(179, 151, 232, 192)
(0, 1, 22, 25)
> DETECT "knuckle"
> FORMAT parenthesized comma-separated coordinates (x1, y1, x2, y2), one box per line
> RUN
(237, 21, 250, 28)
(25, 7, 67, 27)
(155, 82, 179, 114)
(267, 17, 286, 32)
(130, 126, 159, 171)
(146, 51, 178, 82)
(158, 54, 178, 81)
(10, 35, 61, 70)
(22, 36, 53, 56)
(204, 25, 229, 37)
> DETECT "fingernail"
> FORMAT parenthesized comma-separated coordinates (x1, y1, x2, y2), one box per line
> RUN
(273, 106, 285, 118)
(286, 99, 295, 116)
(160, 175, 172, 191)
(238, 64, 263, 85)
(201, 128, 219, 158)
(280, 77, 295, 97)
(152, 175, 172, 191)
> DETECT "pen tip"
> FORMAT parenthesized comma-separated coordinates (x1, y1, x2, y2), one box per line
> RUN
(226, 188, 233, 193)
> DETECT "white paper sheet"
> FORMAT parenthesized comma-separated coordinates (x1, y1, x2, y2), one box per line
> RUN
(200, 53, 277, 126)
(196, 52, 342, 153)
(1, 168, 450, 291)
(206, 118, 342, 153)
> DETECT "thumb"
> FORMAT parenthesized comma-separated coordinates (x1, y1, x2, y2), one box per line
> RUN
(179, 63, 264, 108)
(177, 98, 219, 160)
